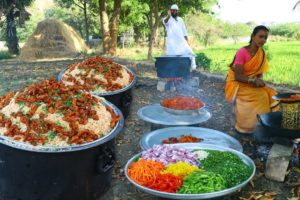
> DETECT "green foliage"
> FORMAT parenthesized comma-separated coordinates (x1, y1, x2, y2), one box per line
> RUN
(195, 52, 211, 70)
(0, 0, 34, 54)
(0, 51, 13, 60)
(17, 12, 44, 42)
(186, 13, 251, 47)
(221, 23, 251, 41)
(49, 0, 100, 38)
(263, 45, 273, 61)
(269, 23, 300, 40)
(0, 0, 33, 8)
(119, 0, 149, 34)
(186, 13, 223, 46)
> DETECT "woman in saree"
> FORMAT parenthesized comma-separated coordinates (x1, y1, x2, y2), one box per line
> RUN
(225, 25, 278, 134)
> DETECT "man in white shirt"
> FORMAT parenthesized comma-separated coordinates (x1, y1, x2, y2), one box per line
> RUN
(162, 4, 197, 71)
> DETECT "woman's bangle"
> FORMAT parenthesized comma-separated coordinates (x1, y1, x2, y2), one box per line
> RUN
(248, 77, 256, 84)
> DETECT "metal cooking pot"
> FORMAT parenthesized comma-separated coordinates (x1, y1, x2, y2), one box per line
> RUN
(0, 99, 124, 200)
(155, 56, 191, 78)
(58, 65, 137, 118)
(257, 112, 300, 139)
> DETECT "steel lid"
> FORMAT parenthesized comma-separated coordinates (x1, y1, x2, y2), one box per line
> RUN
(139, 126, 243, 152)
(137, 104, 211, 126)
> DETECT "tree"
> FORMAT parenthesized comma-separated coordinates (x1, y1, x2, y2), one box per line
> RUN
(118, 0, 149, 45)
(98, 0, 122, 55)
(141, 0, 218, 60)
(293, 1, 300, 10)
(0, 0, 32, 55)
(55, 0, 93, 46)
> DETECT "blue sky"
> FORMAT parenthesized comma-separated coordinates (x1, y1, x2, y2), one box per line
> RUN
(213, 0, 300, 24)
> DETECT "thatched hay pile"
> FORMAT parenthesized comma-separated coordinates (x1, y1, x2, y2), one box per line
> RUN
(20, 19, 88, 60)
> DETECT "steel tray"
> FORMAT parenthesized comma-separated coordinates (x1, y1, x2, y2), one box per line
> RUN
(140, 126, 243, 152)
(125, 144, 255, 199)
(137, 104, 211, 126)
(272, 93, 300, 103)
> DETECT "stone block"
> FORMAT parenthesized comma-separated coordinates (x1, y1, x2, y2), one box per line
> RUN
(265, 143, 294, 182)
(157, 80, 167, 92)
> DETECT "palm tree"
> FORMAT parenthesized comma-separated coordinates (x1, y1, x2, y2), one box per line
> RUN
(0, 0, 33, 55)
(293, 1, 300, 10)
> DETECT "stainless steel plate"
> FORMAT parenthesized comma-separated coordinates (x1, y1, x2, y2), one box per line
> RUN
(140, 126, 243, 152)
(125, 144, 255, 199)
(137, 104, 211, 125)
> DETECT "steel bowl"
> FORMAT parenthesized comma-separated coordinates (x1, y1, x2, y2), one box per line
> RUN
(125, 144, 255, 199)
(160, 98, 205, 116)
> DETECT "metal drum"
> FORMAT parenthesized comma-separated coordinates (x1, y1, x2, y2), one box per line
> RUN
(0, 99, 124, 200)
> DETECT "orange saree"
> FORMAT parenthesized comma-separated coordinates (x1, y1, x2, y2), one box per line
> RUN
(225, 47, 278, 133)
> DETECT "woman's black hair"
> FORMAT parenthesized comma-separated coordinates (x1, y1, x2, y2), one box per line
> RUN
(229, 25, 270, 68)
(249, 25, 269, 43)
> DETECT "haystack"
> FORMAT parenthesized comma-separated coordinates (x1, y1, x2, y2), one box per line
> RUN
(19, 19, 88, 60)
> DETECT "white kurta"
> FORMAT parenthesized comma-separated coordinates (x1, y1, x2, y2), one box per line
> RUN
(163, 16, 196, 70)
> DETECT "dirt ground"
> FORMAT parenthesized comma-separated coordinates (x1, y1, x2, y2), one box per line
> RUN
(0, 58, 299, 200)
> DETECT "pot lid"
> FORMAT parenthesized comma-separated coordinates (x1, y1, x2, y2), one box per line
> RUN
(137, 104, 211, 126)
(139, 126, 243, 152)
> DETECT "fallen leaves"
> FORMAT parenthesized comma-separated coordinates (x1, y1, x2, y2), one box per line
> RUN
(239, 191, 277, 200)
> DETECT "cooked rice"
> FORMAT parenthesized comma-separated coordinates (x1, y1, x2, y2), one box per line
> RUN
(0, 79, 117, 147)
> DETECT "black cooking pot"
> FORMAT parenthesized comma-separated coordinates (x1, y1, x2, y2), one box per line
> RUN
(0, 100, 124, 200)
(58, 66, 137, 118)
(257, 111, 300, 139)
(155, 56, 191, 78)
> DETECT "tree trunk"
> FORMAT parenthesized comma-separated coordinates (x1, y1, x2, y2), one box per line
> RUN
(109, 0, 122, 55)
(133, 26, 141, 46)
(6, 8, 19, 55)
(147, 0, 159, 60)
(99, 0, 111, 54)
(83, 0, 89, 46)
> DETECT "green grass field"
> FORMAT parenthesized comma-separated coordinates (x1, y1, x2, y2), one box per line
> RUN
(117, 41, 299, 87)
(199, 41, 300, 87)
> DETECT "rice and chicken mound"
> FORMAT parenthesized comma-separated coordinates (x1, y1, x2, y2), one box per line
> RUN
(62, 56, 134, 93)
(0, 78, 120, 146)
